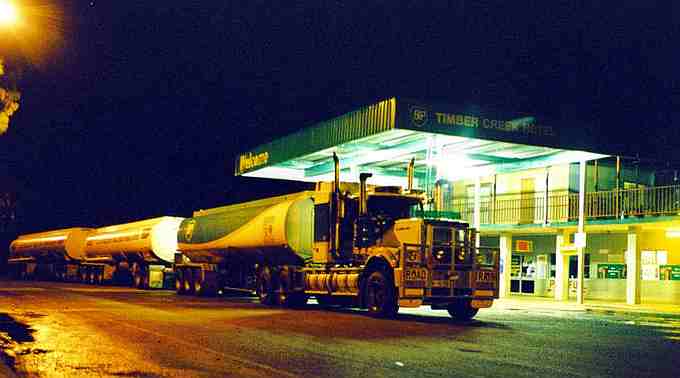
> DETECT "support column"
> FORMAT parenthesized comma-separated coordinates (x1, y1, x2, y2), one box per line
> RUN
(576, 160, 586, 304)
(544, 166, 550, 225)
(499, 233, 512, 298)
(555, 231, 570, 301)
(626, 227, 641, 305)
(473, 176, 481, 248)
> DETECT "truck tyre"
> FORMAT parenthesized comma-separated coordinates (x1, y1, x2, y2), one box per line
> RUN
(364, 269, 398, 318)
(447, 300, 479, 321)
(315, 295, 332, 307)
(256, 266, 274, 305)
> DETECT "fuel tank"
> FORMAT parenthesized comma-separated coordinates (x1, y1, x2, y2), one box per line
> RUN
(9, 228, 94, 262)
(84, 217, 184, 264)
(178, 193, 314, 265)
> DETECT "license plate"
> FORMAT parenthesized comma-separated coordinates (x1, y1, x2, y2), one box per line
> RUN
(405, 268, 428, 287)
(405, 268, 428, 281)
(477, 271, 496, 283)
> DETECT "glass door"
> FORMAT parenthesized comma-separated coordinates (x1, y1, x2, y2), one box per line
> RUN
(510, 254, 536, 294)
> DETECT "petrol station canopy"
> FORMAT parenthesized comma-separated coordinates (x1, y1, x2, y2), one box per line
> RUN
(235, 98, 607, 186)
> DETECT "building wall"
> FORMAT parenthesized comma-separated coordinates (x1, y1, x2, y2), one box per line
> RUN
(451, 164, 572, 197)
(569, 161, 655, 193)
(581, 231, 680, 304)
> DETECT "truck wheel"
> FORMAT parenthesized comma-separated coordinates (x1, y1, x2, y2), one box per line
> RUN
(447, 300, 479, 321)
(364, 270, 398, 318)
(315, 295, 332, 307)
(256, 266, 274, 305)
(289, 293, 308, 308)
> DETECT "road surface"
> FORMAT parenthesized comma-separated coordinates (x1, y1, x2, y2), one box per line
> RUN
(0, 280, 678, 377)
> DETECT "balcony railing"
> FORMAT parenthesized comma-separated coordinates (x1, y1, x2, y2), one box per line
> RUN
(442, 185, 680, 225)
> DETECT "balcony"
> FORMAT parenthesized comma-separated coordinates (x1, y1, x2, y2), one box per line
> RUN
(444, 185, 680, 226)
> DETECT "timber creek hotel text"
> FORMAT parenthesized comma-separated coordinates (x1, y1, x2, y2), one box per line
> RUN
(434, 112, 555, 137)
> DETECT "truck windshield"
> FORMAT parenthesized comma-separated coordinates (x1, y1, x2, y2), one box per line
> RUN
(367, 196, 421, 220)
(476, 247, 498, 267)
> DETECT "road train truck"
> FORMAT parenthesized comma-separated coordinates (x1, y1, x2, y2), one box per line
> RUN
(8, 217, 184, 288)
(176, 156, 499, 319)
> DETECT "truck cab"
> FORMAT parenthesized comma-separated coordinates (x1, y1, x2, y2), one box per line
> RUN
(302, 170, 499, 319)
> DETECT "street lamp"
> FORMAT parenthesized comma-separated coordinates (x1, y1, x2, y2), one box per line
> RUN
(0, 0, 21, 135)
(0, 0, 20, 28)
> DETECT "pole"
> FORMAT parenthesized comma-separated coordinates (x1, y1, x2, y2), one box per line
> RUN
(577, 160, 586, 304)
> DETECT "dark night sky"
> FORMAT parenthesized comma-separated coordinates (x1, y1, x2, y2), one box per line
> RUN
(1, 1, 679, 233)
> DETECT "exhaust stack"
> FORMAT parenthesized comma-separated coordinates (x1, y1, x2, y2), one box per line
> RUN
(333, 152, 340, 194)
(330, 152, 341, 260)
(407, 158, 415, 192)
(359, 173, 372, 216)
(434, 180, 444, 212)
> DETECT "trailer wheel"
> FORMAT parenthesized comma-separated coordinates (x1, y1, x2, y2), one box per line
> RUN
(277, 268, 307, 308)
(447, 300, 479, 321)
(256, 266, 274, 305)
(193, 268, 203, 295)
(184, 269, 195, 294)
(364, 269, 398, 318)
(132, 263, 147, 289)
(175, 269, 185, 294)
(84, 267, 92, 284)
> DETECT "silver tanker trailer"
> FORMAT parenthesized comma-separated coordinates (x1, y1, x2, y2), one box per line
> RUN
(176, 155, 500, 320)
(83, 216, 184, 288)
(8, 227, 93, 280)
(8, 216, 184, 288)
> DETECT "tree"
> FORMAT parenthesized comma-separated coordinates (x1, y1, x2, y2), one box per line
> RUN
(0, 58, 20, 135)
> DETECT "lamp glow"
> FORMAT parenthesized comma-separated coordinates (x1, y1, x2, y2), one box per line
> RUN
(0, 1, 19, 27)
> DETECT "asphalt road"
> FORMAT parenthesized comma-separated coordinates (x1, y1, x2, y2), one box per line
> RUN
(0, 280, 678, 378)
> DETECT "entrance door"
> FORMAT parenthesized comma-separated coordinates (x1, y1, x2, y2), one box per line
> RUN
(520, 178, 535, 224)
(510, 254, 536, 294)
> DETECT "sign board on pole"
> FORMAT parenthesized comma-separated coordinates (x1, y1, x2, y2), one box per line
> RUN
(574, 232, 586, 248)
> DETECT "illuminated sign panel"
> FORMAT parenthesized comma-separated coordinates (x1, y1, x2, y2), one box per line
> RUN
(515, 240, 533, 253)
(236, 151, 270, 175)
(400, 99, 562, 148)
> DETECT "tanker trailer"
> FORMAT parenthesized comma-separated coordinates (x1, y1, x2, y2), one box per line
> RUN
(177, 155, 500, 320)
(8, 228, 94, 281)
(175, 192, 313, 297)
(83, 216, 184, 288)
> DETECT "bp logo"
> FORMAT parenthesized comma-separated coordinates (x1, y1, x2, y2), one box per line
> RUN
(183, 219, 197, 242)
(411, 106, 429, 127)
